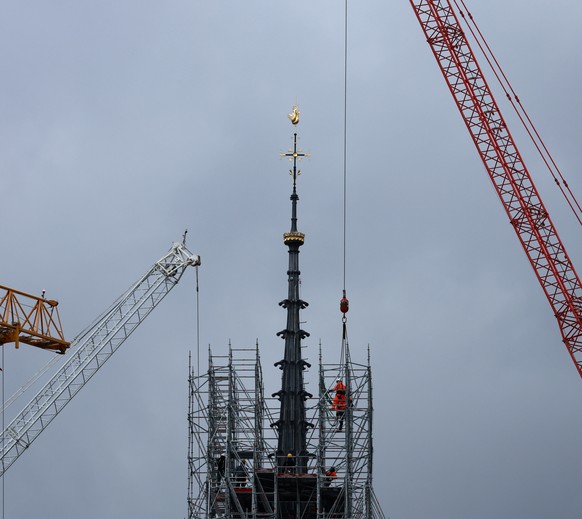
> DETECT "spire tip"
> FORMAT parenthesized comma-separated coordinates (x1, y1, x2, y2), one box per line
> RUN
(288, 105, 300, 125)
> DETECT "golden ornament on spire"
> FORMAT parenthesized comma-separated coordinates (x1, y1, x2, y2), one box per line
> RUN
(288, 105, 300, 125)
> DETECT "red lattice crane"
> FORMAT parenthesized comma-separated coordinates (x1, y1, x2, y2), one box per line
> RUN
(408, 0, 582, 378)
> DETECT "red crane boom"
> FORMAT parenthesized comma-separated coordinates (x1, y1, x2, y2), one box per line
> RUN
(409, 0, 582, 378)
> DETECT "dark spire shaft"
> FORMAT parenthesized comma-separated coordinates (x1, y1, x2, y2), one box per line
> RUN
(290, 133, 300, 232)
(274, 128, 311, 472)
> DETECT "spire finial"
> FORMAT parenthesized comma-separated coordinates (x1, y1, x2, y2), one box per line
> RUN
(280, 106, 310, 188)
(288, 105, 300, 125)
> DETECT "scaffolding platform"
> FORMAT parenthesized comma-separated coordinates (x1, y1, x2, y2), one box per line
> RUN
(187, 345, 385, 519)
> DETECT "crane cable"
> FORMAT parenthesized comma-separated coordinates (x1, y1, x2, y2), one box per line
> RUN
(342, 0, 348, 294)
(452, 0, 582, 227)
(339, 0, 351, 372)
(0, 355, 60, 415)
(195, 265, 200, 379)
(182, 228, 201, 379)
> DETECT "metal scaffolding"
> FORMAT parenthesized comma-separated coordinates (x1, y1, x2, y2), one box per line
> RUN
(188, 344, 277, 519)
(314, 346, 385, 519)
(187, 343, 385, 519)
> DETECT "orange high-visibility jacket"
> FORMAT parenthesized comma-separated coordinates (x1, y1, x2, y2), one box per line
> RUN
(332, 391, 347, 411)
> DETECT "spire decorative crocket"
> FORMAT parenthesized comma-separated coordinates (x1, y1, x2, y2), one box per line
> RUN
(273, 107, 312, 473)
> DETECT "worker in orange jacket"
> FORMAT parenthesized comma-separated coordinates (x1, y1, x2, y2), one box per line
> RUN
(323, 466, 337, 487)
(331, 379, 348, 431)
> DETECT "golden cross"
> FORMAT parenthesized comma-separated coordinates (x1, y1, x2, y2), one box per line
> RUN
(280, 133, 310, 186)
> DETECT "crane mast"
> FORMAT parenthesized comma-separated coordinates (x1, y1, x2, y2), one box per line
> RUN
(408, 0, 582, 378)
(0, 242, 200, 476)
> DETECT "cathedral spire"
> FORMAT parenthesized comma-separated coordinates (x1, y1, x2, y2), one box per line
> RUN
(273, 107, 312, 472)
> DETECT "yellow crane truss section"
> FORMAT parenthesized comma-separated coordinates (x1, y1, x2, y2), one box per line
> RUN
(0, 285, 69, 353)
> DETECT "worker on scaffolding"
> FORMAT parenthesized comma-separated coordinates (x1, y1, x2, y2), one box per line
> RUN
(282, 452, 295, 474)
(234, 459, 248, 487)
(323, 466, 337, 487)
(332, 378, 348, 431)
(216, 454, 225, 485)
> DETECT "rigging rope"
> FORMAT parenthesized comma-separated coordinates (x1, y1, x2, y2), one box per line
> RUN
(0, 354, 60, 414)
(196, 265, 200, 379)
(452, 0, 582, 226)
(183, 228, 201, 379)
(342, 0, 349, 293)
(338, 0, 350, 380)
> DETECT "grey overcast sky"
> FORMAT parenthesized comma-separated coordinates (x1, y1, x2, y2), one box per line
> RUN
(2, 1, 582, 518)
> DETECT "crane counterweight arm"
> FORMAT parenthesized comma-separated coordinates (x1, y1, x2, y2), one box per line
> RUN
(409, 0, 582, 378)
(0, 286, 70, 353)
(0, 242, 201, 476)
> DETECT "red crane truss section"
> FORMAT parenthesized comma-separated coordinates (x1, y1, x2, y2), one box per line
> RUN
(409, 0, 582, 378)
(0, 285, 70, 354)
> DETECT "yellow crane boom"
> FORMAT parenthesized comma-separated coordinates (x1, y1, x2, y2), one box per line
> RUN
(0, 285, 69, 354)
